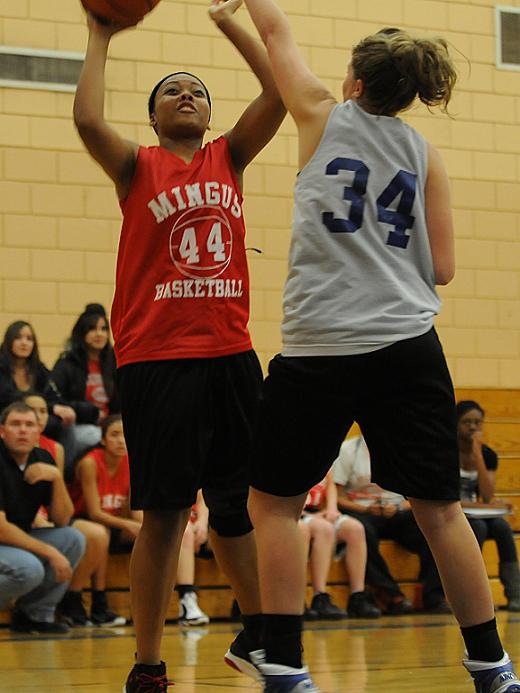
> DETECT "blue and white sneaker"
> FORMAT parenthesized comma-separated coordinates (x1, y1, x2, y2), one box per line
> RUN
(224, 631, 264, 681)
(259, 663, 321, 692)
(464, 652, 520, 693)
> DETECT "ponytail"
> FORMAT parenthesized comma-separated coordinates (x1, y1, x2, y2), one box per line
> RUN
(351, 28, 457, 116)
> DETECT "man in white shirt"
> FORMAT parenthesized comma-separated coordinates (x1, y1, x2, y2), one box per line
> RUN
(333, 436, 448, 613)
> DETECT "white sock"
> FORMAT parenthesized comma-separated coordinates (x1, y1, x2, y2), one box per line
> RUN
(464, 651, 511, 671)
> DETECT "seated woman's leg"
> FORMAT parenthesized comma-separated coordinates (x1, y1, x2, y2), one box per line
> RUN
(58, 519, 109, 626)
(336, 516, 380, 618)
(175, 523, 209, 626)
(305, 516, 345, 620)
(488, 517, 520, 611)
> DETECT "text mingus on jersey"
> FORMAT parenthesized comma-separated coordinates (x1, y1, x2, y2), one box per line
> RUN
(147, 181, 242, 222)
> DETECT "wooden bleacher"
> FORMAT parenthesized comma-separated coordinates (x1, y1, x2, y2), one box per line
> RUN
(1, 388, 519, 626)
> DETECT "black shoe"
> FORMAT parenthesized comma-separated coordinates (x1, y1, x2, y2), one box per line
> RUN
(347, 591, 382, 619)
(423, 600, 452, 614)
(124, 662, 173, 692)
(10, 609, 70, 634)
(90, 590, 126, 627)
(304, 604, 319, 620)
(384, 597, 414, 615)
(91, 608, 126, 627)
(311, 592, 348, 620)
(224, 630, 263, 681)
(58, 590, 92, 627)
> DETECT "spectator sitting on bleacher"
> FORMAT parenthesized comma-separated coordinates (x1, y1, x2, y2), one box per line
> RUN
(68, 415, 208, 627)
(457, 400, 520, 612)
(22, 392, 65, 475)
(0, 321, 76, 441)
(21, 393, 124, 627)
(0, 401, 85, 634)
(51, 304, 120, 470)
(333, 436, 448, 614)
(301, 470, 380, 620)
(65, 414, 135, 626)
(175, 491, 210, 627)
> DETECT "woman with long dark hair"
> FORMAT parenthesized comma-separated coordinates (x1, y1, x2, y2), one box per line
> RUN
(0, 320, 75, 438)
(51, 304, 119, 468)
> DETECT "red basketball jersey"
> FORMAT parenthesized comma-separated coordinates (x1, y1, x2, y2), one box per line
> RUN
(70, 447, 130, 517)
(39, 434, 58, 461)
(305, 479, 327, 511)
(111, 137, 252, 367)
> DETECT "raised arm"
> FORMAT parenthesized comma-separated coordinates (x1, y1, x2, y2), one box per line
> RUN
(73, 12, 139, 200)
(243, 0, 336, 168)
(208, 0, 285, 175)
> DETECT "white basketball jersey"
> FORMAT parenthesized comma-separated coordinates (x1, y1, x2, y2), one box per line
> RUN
(282, 99, 440, 356)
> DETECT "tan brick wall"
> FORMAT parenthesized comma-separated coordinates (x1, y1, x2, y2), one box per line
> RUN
(0, 0, 519, 386)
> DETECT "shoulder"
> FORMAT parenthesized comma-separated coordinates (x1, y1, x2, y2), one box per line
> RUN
(30, 447, 55, 467)
(76, 453, 99, 477)
(0, 354, 12, 375)
(205, 136, 231, 159)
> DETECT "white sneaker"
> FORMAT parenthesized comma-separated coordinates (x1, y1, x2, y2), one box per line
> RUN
(178, 591, 210, 626)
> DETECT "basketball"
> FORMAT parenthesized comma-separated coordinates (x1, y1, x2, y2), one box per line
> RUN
(81, 0, 161, 25)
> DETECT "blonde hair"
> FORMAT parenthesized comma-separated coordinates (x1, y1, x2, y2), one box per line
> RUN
(351, 28, 457, 116)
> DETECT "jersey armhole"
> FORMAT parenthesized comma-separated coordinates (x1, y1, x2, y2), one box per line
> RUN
(119, 145, 149, 210)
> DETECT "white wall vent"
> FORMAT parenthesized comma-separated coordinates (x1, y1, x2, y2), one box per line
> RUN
(0, 47, 84, 92)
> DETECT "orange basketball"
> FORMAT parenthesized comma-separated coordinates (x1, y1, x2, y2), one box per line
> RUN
(81, 0, 161, 25)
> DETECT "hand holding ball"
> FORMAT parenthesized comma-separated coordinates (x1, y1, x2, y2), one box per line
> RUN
(81, 0, 161, 26)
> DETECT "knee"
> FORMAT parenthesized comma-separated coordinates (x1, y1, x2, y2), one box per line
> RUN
(59, 527, 87, 566)
(409, 498, 462, 535)
(312, 518, 334, 541)
(88, 522, 110, 552)
(340, 518, 365, 543)
(209, 510, 253, 538)
(142, 508, 191, 542)
(0, 555, 45, 595)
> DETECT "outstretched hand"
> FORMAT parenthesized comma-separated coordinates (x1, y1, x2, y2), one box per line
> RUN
(85, 7, 138, 37)
(208, 0, 243, 24)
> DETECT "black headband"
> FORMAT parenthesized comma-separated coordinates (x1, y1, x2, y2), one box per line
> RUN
(148, 71, 212, 119)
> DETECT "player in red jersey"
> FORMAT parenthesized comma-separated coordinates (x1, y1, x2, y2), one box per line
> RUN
(74, 0, 285, 689)
(22, 393, 65, 475)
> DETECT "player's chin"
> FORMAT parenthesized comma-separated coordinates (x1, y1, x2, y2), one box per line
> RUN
(171, 119, 208, 138)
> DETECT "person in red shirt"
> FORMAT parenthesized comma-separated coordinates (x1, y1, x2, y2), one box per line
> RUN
(299, 471, 380, 621)
(73, 2, 285, 683)
(62, 415, 130, 627)
(51, 303, 119, 470)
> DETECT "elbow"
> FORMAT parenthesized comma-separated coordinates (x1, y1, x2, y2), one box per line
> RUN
(52, 511, 72, 527)
(264, 20, 290, 52)
(434, 264, 455, 286)
(73, 106, 102, 138)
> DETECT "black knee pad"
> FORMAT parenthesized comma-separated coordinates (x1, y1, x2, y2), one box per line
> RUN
(208, 509, 253, 538)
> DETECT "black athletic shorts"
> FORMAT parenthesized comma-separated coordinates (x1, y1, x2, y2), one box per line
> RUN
(117, 350, 262, 532)
(251, 328, 460, 501)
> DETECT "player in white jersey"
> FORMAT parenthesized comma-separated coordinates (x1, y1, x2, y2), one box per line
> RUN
(242, 4, 520, 693)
